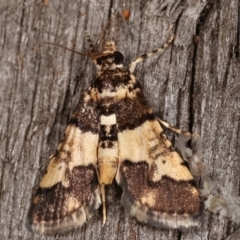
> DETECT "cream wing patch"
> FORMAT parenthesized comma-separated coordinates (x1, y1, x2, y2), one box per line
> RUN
(40, 126, 99, 188)
(118, 120, 193, 182)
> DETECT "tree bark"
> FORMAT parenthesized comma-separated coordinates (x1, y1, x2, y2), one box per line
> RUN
(0, 0, 239, 239)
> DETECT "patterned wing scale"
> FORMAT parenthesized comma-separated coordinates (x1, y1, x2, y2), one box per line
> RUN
(28, 97, 101, 235)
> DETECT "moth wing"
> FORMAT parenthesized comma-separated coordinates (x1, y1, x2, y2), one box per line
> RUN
(116, 119, 203, 229)
(28, 98, 101, 235)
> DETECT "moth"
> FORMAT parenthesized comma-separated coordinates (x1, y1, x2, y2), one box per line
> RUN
(28, 32, 203, 235)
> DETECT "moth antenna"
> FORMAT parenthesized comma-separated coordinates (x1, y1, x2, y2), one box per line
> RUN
(129, 34, 175, 73)
(44, 42, 92, 58)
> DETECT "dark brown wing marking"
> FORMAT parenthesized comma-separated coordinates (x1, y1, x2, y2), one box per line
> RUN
(28, 165, 100, 234)
(118, 160, 203, 228)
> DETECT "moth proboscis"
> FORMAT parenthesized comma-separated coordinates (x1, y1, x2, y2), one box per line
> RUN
(28, 31, 203, 235)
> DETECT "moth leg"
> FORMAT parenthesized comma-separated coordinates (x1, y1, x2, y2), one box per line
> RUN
(100, 184, 106, 225)
(129, 34, 175, 73)
(157, 118, 198, 137)
(85, 31, 95, 53)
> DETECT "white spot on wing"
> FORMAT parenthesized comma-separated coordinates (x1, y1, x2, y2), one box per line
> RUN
(100, 114, 116, 125)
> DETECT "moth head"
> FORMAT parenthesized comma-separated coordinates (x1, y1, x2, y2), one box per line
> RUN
(103, 41, 116, 53)
(94, 41, 124, 71)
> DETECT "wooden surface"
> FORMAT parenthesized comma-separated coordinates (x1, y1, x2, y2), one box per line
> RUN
(0, 0, 239, 239)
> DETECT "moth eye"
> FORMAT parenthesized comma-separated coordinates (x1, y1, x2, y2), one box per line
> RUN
(113, 51, 124, 64)
(96, 58, 102, 65)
